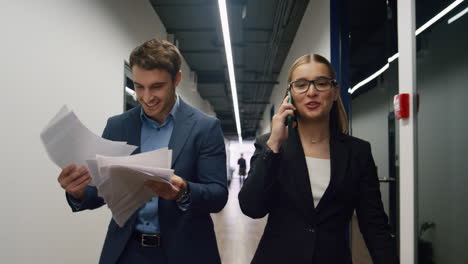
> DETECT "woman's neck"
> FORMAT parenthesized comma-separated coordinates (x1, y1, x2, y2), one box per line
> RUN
(297, 116, 330, 144)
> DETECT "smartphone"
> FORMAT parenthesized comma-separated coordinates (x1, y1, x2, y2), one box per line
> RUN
(286, 91, 296, 128)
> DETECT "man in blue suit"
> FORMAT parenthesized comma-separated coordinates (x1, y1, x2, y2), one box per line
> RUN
(57, 39, 228, 263)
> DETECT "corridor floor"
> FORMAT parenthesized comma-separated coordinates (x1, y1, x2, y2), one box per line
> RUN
(211, 176, 267, 264)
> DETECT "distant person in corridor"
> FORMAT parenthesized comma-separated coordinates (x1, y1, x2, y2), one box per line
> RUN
(238, 153, 247, 183)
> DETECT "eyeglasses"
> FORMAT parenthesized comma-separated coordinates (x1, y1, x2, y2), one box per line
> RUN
(288, 78, 337, 94)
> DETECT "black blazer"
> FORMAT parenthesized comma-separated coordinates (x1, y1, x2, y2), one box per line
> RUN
(238, 128, 398, 264)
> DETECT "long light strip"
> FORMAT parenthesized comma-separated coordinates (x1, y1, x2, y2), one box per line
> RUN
(388, 52, 400, 63)
(348, 64, 390, 94)
(218, 0, 242, 143)
(125, 87, 136, 100)
(415, 0, 464, 35)
(349, 0, 464, 94)
(448, 6, 468, 24)
(347, 52, 399, 94)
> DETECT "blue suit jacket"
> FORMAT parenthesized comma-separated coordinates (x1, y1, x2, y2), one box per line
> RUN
(67, 98, 228, 264)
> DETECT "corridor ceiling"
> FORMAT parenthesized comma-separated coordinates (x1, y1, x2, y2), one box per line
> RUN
(151, 0, 413, 138)
(151, 0, 309, 139)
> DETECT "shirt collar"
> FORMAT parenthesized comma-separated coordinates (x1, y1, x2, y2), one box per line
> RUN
(140, 95, 180, 126)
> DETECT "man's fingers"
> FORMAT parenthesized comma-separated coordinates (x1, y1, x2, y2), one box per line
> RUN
(144, 180, 180, 200)
(144, 180, 161, 189)
(68, 176, 91, 193)
(58, 164, 77, 182)
(68, 172, 91, 190)
(146, 179, 178, 189)
(169, 175, 185, 188)
(62, 167, 88, 186)
(144, 181, 165, 193)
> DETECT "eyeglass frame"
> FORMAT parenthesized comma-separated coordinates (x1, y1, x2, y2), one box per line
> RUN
(288, 78, 338, 94)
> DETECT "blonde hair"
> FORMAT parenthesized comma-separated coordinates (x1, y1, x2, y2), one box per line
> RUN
(286, 54, 348, 134)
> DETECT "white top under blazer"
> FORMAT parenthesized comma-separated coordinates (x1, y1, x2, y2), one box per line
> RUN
(305, 156, 331, 207)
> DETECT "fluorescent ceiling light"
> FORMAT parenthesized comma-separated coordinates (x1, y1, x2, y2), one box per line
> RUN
(347, 52, 398, 94)
(218, 0, 242, 143)
(415, 0, 464, 35)
(448, 6, 468, 24)
(125, 87, 136, 100)
(349, 0, 464, 94)
(388, 52, 400, 63)
(125, 87, 135, 95)
(348, 63, 389, 94)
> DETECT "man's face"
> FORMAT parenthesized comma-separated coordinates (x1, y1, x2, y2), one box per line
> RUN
(132, 66, 181, 123)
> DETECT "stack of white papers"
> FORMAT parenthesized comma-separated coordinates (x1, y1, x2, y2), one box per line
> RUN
(94, 148, 174, 226)
(41, 105, 174, 226)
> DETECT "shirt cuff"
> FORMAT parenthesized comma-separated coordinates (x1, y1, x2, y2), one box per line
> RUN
(68, 193, 86, 211)
(176, 197, 191, 211)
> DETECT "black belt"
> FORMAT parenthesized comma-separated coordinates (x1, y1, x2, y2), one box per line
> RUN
(132, 232, 161, 247)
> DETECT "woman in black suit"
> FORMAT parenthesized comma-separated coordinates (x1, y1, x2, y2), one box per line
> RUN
(238, 54, 398, 264)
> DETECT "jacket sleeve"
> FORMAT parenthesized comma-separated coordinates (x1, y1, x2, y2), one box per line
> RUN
(355, 142, 399, 264)
(65, 118, 114, 212)
(66, 185, 104, 212)
(238, 134, 281, 219)
(187, 118, 228, 213)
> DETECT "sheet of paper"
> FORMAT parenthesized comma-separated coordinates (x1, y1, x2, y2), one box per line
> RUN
(44, 105, 70, 131)
(40, 106, 137, 169)
(118, 164, 173, 182)
(95, 148, 172, 170)
(85, 159, 100, 186)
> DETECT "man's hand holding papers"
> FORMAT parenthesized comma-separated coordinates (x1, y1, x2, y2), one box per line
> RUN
(58, 164, 91, 200)
(41, 105, 176, 227)
(144, 175, 188, 201)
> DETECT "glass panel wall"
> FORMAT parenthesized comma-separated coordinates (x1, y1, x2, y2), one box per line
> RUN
(348, 1, 400, 262)
(415, 1, 468, 263)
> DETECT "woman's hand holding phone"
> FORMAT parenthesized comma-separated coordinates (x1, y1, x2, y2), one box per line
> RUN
(267, 93, 296, 152)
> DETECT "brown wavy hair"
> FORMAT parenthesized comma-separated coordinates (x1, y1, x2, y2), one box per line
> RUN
(129, 39, 182, 80)
(286, 54, 348, 134)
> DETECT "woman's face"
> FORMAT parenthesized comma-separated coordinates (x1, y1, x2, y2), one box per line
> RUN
(290, 61, 338, 122)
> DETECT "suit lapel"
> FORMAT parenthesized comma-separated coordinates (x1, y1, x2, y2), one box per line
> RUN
(125, 106, 142, 155)
(282, 128, 317, 221)
(315, 132, 349, 213)
(116, 106, 142, 229)
(168, 98, 196, 168)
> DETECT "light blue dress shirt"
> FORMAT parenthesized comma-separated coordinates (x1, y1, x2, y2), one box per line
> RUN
(135, 96, 180, 234)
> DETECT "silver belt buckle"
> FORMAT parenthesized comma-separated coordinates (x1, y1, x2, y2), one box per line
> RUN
(141, 233, 160, 247)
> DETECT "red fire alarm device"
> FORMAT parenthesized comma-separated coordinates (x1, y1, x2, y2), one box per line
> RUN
(394, 93, 410, 120)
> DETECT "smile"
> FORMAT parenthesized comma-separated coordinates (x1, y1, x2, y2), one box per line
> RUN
(145, 102, 160, 109)
(306, 102, 320, 109)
